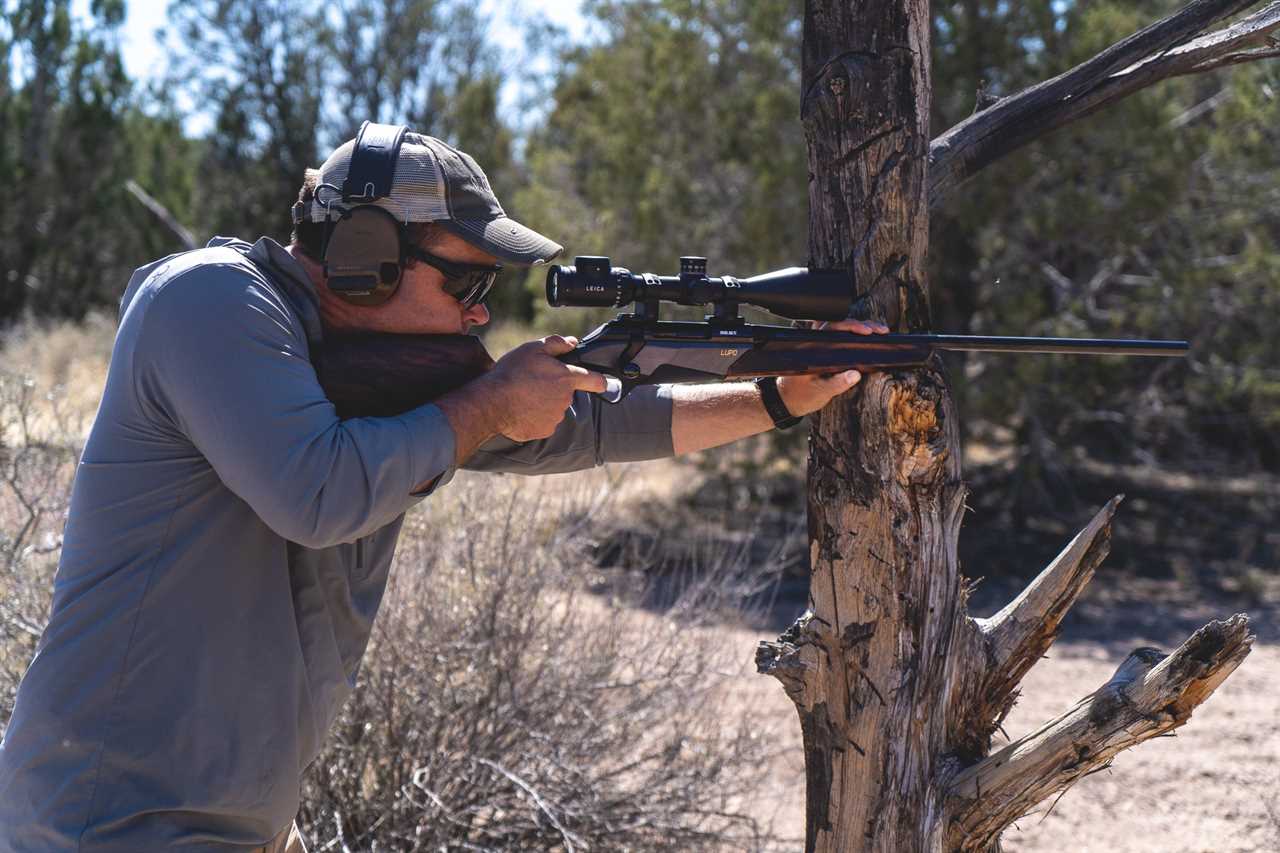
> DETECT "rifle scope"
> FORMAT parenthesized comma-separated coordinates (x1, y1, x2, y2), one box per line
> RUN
(546, 256, 851, 321)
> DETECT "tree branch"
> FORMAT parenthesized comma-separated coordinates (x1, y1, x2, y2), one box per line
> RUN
(947, 497, 1121, 761)
(124, 179, 200, 251)
(945, 615, 1254, 851)
(929, 0, 1280, 208)
(976, 496, 1122, 716)
(1128, 2, 1280, 76)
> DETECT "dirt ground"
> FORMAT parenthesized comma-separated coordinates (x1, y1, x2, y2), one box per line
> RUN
(727, 618, 1279, 852)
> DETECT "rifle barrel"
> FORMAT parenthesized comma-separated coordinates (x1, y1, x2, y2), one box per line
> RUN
(922, 334, 1188, 357)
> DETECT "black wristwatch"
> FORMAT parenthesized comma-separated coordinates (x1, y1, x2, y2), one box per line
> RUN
(755, 376, 803, 430)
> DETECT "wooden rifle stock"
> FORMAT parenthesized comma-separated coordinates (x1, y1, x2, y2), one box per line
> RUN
(313, 333, 495, 419)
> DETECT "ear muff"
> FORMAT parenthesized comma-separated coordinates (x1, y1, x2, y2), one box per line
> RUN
(313, 121, 411, 307)
(324, 205, 405, 307)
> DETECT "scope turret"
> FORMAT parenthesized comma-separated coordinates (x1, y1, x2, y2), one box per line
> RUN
(546, 255, 851, 321)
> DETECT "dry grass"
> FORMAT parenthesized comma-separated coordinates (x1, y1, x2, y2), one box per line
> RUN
(2, 311, 114, 437)
(0, 372, 84, 728)
(0, 314, 110, 721)
(302, 472, 790, 851)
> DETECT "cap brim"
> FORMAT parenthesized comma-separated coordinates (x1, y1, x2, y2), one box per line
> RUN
(437, 217, 563, 267)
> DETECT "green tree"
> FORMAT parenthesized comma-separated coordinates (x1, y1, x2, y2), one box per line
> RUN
(163, 0, 326, 242)
(161, 0, 528, 318)
(518, 0, 807, 291)
(929, 0, 1280, 508)
(1, 0, 141, 319)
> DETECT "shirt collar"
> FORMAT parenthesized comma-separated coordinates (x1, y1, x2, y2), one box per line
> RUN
(211, 236, 325, 349)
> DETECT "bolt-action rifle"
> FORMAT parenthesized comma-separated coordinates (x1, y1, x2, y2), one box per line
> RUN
(548, 256, 1187, 402)
(314, 255, 1187, 418)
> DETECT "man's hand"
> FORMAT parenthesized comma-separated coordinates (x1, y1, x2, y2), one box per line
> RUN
(434, 335, 607, 466)
(776, 319, 890, 416)
(483, 335, 608, 441)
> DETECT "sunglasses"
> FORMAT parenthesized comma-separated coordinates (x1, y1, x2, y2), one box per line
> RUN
(405, 246, 502, 308)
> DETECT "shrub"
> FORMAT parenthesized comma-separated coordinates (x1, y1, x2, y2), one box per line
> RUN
(300, 474, 785, 851)
(0, 369, 86, 732)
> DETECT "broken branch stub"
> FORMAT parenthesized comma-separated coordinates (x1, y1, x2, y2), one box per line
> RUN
(977, 498, 1122, 711)
(944, 615, 1255, 851)
(947, 498, 1122, 761)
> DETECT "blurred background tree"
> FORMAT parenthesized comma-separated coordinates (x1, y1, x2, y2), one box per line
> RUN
(2, 0, 138, 317)
(519, 0, 807, 278)
(932, 0, 1280, 497)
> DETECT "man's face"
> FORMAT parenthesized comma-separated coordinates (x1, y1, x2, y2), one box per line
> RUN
(312, 230, 498, 335)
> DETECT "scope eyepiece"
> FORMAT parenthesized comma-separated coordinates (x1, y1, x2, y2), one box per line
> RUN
(546, 256, 632, 307)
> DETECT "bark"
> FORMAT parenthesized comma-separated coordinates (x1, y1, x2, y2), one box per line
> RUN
(757, 1, 1258, 850)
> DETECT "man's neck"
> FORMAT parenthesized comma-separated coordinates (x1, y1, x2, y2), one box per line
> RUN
(287, 243, 325, 291)
(287, 243, 358, 334)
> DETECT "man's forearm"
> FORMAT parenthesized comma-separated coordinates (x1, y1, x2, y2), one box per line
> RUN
(670, 368, 864, 455)
(671, 382, 775, 455)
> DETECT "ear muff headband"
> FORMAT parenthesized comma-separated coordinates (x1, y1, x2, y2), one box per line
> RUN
(322, 121, 411, 306)
(343, 122, 408, 201)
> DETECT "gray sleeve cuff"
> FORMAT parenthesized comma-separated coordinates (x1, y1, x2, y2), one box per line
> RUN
(398, 404, 457, 497)
(595, 384, 674, 463)
(462, 384, 674, 475)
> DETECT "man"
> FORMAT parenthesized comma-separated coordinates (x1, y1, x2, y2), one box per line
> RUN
(0, 126, 883, 851)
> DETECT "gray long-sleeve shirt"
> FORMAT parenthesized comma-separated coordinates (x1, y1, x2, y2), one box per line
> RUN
(0, 237, 674, 851)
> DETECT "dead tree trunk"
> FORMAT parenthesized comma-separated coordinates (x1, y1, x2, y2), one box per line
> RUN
(757, 1, 1268, 850)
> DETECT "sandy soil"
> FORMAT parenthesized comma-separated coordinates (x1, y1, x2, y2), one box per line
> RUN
(727, 624, 1279, 852)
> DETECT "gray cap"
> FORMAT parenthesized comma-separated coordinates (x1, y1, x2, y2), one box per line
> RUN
(307, 131, 562, 267)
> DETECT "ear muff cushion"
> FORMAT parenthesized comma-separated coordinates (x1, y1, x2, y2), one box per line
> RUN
(325, 206, 404, 305)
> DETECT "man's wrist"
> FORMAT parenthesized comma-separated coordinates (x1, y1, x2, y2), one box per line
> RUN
(755, 376, 803, 430)
(434, 376, 506, 464)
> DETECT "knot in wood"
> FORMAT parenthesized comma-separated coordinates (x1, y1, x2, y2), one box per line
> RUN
(800, 52, 875, 128)
(887, 382, 948, 484)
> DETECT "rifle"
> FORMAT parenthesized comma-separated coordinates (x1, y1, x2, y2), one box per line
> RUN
(549, 256, 1188, 402)
(314, 255, 1187, 417)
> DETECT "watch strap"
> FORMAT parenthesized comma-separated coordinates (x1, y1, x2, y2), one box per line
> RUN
(755, 376, 803, 430)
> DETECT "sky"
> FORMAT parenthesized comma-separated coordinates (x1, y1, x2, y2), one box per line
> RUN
(106, 0, 589, 131)
(115, 0, 588, 79)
